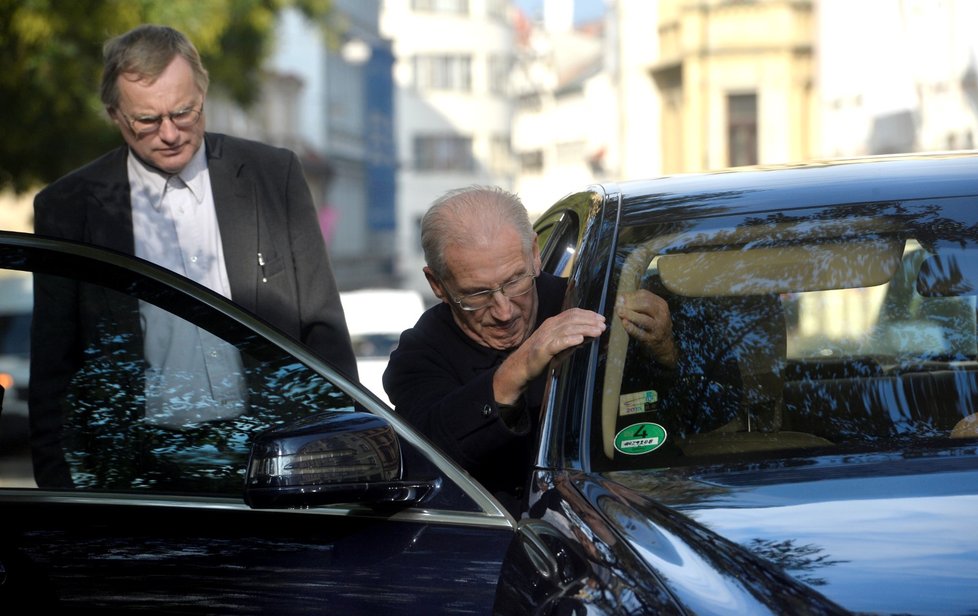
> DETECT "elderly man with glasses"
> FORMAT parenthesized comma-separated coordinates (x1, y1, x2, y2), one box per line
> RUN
(30, 24, 356, 488)
(383, 186, 608, 515)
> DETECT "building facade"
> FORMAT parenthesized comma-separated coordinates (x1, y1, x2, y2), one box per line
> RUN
(207, 1, 398, 291)
(818, 0, 978, 158)
(380, 0, 517, 301)
(649, 0, 817, 174)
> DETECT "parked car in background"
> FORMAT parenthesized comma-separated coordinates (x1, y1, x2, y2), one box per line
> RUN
(1, 151, 976, 613)
(340, 288, 425, 406)
(0, 272, 31, 412)
(0, 271, 32, 487)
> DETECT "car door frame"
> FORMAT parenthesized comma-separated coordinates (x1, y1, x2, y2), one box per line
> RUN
(0, 231, 519, 614)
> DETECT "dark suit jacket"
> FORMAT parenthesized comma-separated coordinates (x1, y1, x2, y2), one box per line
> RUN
(30, 132, 357, 487)
(382, 273, 568, 514)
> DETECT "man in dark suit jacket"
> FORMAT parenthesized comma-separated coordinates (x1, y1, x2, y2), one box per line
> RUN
(29, 24, 356, 488)
(382, 186, 607, 515)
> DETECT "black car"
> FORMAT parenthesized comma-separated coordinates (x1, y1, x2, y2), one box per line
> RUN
(2, 151, 977, 614)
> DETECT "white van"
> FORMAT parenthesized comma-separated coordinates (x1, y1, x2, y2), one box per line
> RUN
(339, 288, 426, 406)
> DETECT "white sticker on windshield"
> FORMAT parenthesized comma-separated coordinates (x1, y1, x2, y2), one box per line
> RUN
(619, 389, 658, 416)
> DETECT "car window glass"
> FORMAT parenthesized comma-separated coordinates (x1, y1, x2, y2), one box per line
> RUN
(3, 270, 356, 495)
(0, 271, 34, 487)
(786, 240, 977, 360)
(0, 272, 31, 359)
(538, 212, 581, 277)
(594, 197, 978, 470)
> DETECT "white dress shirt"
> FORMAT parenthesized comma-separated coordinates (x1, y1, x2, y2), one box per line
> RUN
(129, 146, 246, 429)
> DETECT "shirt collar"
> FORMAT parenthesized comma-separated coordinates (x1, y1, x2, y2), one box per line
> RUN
(176, 144, 208, 203)
(127, 144, 208, 211)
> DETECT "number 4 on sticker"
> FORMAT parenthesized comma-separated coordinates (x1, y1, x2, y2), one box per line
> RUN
(613, 422, 667, 456)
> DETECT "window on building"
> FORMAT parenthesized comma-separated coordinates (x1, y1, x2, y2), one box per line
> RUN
(488, 54, 512, 96)
(520, 150, 544, 173)
(517, 93, 542, 112)
(556, 140, 586, 167)
(411, 0, 468, 15)
(414, 135, 474, 172)
(414, 55, 472, 91)
(487, 0, 507, 21)
(728, 93, 758, 167)
(490, 135, 512, 175)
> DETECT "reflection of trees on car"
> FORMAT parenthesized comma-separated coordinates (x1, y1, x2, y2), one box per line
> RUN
(747, 537, 849, 587)
(62, 352, 350, 492)
(56, 289, 354, 493)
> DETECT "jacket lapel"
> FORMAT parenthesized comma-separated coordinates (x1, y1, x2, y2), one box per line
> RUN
(206, 133, 259, 313)
(86, 147, 136, 255)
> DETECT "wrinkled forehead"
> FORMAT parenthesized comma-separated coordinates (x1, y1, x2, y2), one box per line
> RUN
(442, 231, 532, 290)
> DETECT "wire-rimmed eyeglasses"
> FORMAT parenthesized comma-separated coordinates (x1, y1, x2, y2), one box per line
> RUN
(451, 271, 537, 311)
(118, 105, 202, 136)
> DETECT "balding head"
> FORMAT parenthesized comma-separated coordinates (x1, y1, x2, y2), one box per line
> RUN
(421, 185, 534, 281)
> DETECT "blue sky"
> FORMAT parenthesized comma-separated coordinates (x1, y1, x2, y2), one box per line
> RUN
(513, 0, 606, 25)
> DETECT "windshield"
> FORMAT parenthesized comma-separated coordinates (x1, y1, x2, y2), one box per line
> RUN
(594, 197, 978, 470)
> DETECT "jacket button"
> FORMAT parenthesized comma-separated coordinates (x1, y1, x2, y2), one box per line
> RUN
(482, 404, 492, 418)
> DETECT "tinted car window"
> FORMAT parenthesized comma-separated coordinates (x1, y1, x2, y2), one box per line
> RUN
(537, 211, 580, 277)
(595, 196, 978, 469)
(0, 272, 31, 361)
(28, 272, 356, 493)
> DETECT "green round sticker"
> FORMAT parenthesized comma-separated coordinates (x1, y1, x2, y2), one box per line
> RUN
(614, 422, 667, 455)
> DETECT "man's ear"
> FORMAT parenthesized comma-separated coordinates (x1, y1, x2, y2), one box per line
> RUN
(424, 266, 448, 303)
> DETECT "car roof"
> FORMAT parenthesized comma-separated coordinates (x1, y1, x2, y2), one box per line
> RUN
(599, 151, 978, 222)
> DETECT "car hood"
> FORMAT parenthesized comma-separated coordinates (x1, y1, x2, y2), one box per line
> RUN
(599, 444, 978, 614)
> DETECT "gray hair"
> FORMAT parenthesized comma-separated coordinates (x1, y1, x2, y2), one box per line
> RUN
(421, 185, 534, 281)
(100, 24, 209, 109)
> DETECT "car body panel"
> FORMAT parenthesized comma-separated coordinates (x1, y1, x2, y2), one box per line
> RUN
(604, 444, 978, 614)
(1, 494, 512, 613)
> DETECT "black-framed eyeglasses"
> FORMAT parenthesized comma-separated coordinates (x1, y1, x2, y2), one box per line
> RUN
(451, 271, 537, 311)
(119, 104, 202, 136)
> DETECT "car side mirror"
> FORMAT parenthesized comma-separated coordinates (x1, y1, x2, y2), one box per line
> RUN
(244, 410, 434, 509)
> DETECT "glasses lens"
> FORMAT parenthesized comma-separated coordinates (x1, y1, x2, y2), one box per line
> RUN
(171, 109, 200, 128)
(132, 118, 160, 135)
(503, 274, 535, 298)
(459, 290, 493, 311)
(128, 108, 199, 134)
(458, 273, 535, 311)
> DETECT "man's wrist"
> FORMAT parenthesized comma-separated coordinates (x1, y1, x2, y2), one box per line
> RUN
(492, 353, 529, 405)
